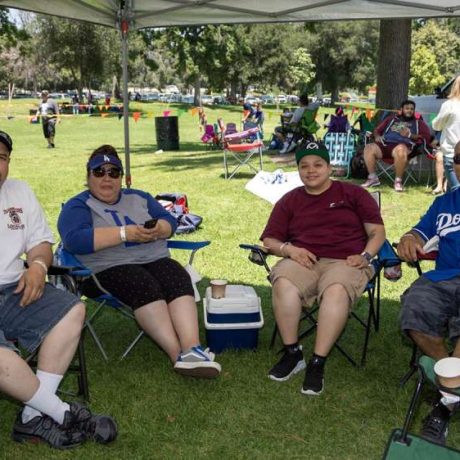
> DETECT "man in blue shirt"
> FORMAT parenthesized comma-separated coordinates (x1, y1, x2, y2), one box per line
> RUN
(398, 141, 460, 446)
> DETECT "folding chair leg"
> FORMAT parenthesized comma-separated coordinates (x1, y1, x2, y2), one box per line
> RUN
(84, 319, 109, 361)
(396, 372, 425, 445)
(360, 291, 375, 366)
(400, 343, 419, 387)
(120, 330, 145, 360)
(76, 332, 90, 401)
(270, 323, 278, 349)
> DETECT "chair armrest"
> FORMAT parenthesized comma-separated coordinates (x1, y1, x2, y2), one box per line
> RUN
(167, 240, 210, 251)
(47, 265, 78, 276)
(239, 244, 270, 271)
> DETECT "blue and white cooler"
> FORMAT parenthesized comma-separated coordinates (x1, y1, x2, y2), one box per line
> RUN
(203, 285, 264, 353)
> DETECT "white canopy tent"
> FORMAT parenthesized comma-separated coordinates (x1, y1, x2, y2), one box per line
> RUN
(1, 0, 459, 184)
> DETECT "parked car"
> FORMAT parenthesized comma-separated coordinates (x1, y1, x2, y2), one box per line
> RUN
(287, 95, 299, 104)
(181, 94, 194, 104)
(213, 95, 229, 105)
(276, 94, 287, 104)
(260, 95, 274, 104)
(201, 95, 214, 105)
(245, 96, 257, 105)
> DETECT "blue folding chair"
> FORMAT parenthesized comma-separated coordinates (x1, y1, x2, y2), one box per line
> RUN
(53, 240, 210, 360)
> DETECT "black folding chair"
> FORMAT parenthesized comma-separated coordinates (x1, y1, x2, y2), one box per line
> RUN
(239, 239, 400, 367)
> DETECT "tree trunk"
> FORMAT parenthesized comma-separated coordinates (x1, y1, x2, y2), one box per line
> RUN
(331, 87, 339, 104)
(376, 19, 412, 110)
(193, 77, 201, 106)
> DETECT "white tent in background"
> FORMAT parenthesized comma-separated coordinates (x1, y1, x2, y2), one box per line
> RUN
(1, 0, 459, 184)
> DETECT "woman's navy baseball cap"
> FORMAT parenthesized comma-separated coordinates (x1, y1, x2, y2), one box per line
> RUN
(87, 154, 123, 171)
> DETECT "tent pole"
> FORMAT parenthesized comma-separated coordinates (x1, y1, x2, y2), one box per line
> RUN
(121, 16, 131, 188)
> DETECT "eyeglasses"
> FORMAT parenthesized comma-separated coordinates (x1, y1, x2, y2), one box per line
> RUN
(91, 167, 122, 179)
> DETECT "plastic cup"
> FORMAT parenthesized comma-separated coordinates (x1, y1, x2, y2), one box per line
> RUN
(434, 357, 460, 388)
(210, 279, 227, 299)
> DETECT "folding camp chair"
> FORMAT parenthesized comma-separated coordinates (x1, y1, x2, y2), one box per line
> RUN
(383, 356, 460, 459)
(223, 126, 264, 180)
(24, 264, 90, 401)
(54, 240, 210, 361)
(323, 131, 355, 178)
(376, 156, 418, 186)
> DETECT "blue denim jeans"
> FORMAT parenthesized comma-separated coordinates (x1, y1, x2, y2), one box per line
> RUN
(443, 156, 460, 192)
(0, 282, 80, 353)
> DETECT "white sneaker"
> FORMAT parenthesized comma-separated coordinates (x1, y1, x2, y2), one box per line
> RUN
(286, 141, 297, 153)
(174, 346, 221, 378)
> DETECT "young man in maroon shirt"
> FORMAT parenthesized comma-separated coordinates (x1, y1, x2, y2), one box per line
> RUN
(261, 142, 385, 395)
(361, 99, 431, 192)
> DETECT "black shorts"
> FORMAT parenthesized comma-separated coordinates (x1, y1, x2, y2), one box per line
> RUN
(400, 275, 460, 341)
(42, 118, 56, 138)
(81, 258, 194, 310)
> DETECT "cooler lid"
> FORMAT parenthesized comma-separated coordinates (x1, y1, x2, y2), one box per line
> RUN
(205, 285, 260, 312)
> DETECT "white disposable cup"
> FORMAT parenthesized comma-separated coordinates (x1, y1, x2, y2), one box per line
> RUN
(434, 357, 460, 388)
(210, 279, 227, 299)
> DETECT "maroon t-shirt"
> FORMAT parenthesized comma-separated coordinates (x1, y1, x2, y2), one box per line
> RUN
(260, 181, 383, 259)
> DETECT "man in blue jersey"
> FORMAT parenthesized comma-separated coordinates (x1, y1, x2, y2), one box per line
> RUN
(398, 140, 460, 446)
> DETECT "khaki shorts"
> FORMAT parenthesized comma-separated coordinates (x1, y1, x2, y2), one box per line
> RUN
(270, 258, 375, 308)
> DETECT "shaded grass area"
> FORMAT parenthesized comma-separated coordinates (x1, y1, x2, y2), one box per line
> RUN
(0, 100, 451, 459)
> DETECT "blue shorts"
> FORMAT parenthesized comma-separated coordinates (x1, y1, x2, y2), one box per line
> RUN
(400, 275, 460, 341)
(0, 282, 81, 353)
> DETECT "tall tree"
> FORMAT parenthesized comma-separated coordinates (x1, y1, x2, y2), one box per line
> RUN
(307, 21, 379, 102)
(375, 19, 411, 110)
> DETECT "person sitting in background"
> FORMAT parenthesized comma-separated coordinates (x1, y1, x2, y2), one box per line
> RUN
(361, 99, 431, 192)
(397, 141, 460, 445)
(58, 145, 221, 379)
(272, 94, 314, 154)
(325, 106, 350, 134)
(260, 142, 385, 396)
(0, 130, 117, 449)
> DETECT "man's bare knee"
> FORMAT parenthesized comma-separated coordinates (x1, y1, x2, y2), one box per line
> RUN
(409, 329, 444, 345)
(392, 145, 409, 160)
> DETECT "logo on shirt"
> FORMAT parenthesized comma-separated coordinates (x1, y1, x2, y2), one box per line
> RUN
(436, 213, 460, 237)
(3, 206, 24, 230)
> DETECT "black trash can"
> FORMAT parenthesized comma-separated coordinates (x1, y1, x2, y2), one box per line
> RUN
(155, 116, 179, 151)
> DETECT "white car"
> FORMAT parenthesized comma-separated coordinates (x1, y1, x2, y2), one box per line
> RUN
(201, 95, 214, 105)
(276, 94, 287, 104)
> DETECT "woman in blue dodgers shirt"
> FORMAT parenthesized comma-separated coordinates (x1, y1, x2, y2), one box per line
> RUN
(58, 145, 221, 378)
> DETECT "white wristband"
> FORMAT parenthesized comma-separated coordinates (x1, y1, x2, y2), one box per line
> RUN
(402, 233, 415, 239)
(279, 242, 291, 257)
(120, 225, 127, 242)
(31, 259, 48, 274)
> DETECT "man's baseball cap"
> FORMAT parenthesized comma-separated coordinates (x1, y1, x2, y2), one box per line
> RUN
(87, 154, 123, 171)
(295, 141, 330, 164)
(0, 131, 13, 153)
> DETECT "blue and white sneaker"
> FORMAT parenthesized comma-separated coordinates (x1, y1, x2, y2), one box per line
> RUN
(174, 346, 221, 378)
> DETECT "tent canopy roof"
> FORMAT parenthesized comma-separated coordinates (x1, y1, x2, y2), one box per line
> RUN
(1, 0, 459, 29)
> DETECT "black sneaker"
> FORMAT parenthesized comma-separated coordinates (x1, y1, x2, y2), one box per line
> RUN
(301, 356, 325, 396)
(268, 346, 306, 382)
(63, 402, 118, 444)
(12, 413, 85, 449)
(421, 402, 452, 445)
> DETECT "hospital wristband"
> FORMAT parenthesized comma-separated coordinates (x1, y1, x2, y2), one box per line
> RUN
(31, 259, 48, 274)
(120, 225, 127, 242)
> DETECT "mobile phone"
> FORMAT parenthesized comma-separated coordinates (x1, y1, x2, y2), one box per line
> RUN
(144, 218, 158, 229)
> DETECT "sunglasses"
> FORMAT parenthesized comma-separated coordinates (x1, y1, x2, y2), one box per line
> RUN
(91, 167, 122, 179)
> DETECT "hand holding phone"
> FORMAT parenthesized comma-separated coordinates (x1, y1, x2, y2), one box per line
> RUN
(144, 218, 158, 229)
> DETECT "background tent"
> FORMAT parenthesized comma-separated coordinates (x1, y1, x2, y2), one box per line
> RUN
(1, 0, 459, 185)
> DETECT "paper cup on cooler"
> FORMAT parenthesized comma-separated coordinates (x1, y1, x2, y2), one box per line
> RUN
(210, 279, 227, 299)
(434, 357, 460, 388)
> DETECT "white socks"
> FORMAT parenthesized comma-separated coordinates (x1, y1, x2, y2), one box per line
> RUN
(22, 370, 70, 425)
(440, 391, 460, 408)
(368, 173, 377, 179)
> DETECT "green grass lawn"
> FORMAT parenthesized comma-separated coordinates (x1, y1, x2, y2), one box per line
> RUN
(0, 99, 452, 459)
